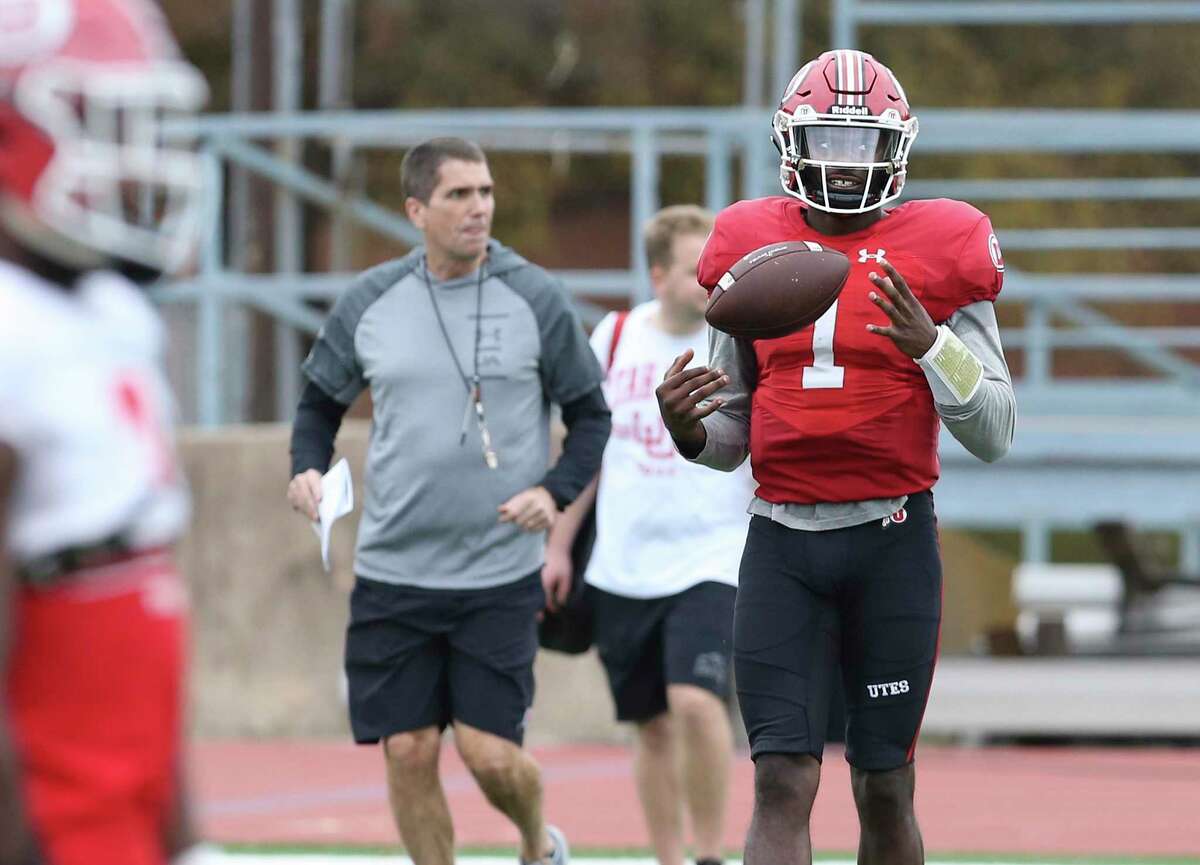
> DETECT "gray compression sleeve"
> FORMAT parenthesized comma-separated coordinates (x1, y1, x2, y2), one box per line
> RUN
(928, 300, 1016, 463)
(690, 327, 756, 471)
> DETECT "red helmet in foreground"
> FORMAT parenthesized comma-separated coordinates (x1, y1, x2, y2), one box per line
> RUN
(0, 0, 207, 274)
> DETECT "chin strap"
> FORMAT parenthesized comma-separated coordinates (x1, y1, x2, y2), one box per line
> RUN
(916, 324, 983, 405)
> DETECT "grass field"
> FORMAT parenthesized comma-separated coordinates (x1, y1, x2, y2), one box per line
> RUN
(213, 851, 1200, 865)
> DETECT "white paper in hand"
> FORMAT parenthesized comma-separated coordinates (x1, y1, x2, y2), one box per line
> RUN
(311, 458, 354, 572)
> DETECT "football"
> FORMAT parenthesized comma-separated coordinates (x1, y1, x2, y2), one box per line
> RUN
(705, 241, 850, 340)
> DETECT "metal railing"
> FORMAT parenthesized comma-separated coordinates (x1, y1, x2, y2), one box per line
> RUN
(160, 105, 1200, 420)
(832, 0, 1200, 49)
(155, 103, 1200, 568)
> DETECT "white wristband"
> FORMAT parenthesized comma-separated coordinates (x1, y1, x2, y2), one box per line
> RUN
(916, 325, 983, 405)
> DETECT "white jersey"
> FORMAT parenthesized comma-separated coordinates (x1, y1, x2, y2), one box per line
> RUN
(0, 261, 189, 568)
(584, 300, 754, 599)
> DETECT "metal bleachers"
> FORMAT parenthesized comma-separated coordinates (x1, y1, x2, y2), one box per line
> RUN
(155, 1, 1200, 569)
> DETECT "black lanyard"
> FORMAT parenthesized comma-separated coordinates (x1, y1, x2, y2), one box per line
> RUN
(421, 260, 498, 469)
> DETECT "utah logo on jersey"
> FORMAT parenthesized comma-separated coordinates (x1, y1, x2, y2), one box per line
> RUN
(988, 233, 1005, 272)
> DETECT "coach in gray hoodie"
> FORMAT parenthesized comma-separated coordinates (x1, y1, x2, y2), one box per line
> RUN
(287, 137, 609, 865)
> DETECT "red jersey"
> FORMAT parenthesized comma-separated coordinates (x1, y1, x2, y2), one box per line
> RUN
(697, 196, 1004, 504)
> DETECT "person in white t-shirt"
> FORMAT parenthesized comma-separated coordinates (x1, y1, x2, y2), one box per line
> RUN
(544, 206, 754, 865)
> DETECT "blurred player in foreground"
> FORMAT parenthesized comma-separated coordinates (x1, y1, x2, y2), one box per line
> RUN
(657, 50, 1016, 864)
(0, 0, 208, 862)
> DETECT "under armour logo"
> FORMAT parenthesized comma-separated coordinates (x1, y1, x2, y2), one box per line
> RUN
(881, 507, 907, 528)
(858, 248, 886, 263)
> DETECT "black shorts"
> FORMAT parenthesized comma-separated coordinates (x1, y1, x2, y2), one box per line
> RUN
(734, 492, 941, 771)
(591, 580, 736, 723)
(344, 572, 544, 746)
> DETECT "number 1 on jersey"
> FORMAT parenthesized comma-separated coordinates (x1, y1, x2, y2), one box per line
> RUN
(802, 301, 845, 389)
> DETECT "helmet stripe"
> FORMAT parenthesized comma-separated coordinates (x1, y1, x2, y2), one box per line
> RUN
(887, 67, 910, 107)
(782, 60, 815, 100)
(857, 52, 866, 105)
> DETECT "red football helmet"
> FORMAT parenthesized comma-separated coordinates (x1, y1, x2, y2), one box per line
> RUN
(0, 0, 207, 274)
(772, 50, 918, 215)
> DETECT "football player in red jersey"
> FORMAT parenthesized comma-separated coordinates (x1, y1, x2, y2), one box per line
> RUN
(0, 1, 210, 863)
(657, 50, 1015, 864)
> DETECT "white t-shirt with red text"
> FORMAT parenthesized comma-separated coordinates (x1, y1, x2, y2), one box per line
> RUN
(584, 300, 753, 599)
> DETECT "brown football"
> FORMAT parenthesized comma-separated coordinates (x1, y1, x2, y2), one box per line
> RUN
(705, 241, 850, 340)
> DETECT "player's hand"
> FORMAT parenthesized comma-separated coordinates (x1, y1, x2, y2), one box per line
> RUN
(540, 547, 573, 614)
(655, 350, 728, 457)
(287, 470, 323, 521)
(866, 259, 938, 358)
(499, 485, 556, 533)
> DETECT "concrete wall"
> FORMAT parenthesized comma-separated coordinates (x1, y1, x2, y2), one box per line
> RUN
(178, 424, 1015, 742)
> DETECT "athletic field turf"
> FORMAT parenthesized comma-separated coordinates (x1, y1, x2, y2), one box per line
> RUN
(213, 853, 1200, 865)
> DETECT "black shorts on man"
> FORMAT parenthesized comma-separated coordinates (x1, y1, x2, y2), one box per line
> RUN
(344, 571, 544, 745)
(591, 580, 736, 723)
(734, 491, 941, 771)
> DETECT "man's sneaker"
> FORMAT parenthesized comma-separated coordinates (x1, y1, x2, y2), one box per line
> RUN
(522, 824, 569, 865)
(546, 824, 569, 865)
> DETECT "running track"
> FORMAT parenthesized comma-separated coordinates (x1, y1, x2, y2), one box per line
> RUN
(194, 741, 1200, 857)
